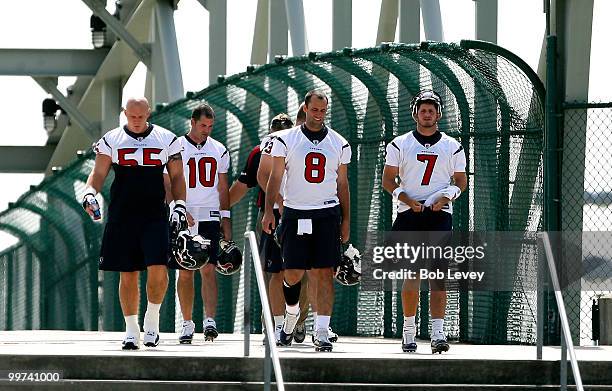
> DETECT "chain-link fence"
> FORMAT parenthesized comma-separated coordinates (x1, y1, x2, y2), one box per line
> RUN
(0, 40, 547, 344)
(562, 102, 612, 345)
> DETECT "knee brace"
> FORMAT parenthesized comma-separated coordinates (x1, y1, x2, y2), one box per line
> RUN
(282, 279, 302, 306)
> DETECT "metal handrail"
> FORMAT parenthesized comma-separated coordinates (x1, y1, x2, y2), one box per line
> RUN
(537, 232, 584, 391)
(243, 231, 285, 391)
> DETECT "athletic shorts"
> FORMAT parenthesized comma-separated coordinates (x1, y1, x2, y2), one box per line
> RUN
(277, 206, 342, 270)
(259, 209, 282, 273)
(99, 218, 169, 272)
(167, 220, 221, 270)
(391, 207, 452, 288)
(391, 207, 453, 232)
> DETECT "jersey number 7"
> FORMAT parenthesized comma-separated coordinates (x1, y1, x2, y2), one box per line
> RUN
(416, 154, 438, 185)
(187, 157, 217, 188)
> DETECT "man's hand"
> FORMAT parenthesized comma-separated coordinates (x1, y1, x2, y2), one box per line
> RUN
(82, 192, 102, 220)
(261, 210, 276, 234)
(340, 219, 350, 243)
(406, 198, 425, 213)
(170, 200, 188, 234)
(187, 212, 195, 227)
(430, 196, 451, 212)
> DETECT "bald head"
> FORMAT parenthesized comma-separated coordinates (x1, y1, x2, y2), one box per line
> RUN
(124, 97, 151, 132)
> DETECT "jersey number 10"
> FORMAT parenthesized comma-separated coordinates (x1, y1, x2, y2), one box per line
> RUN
(187, 157, 217, 188)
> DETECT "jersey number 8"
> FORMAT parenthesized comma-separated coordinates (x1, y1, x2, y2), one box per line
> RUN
(187, 157, 217, 188)
(304, 152, 326, 183)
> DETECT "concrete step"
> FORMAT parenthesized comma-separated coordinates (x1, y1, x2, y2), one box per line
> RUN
(1, 355, 611, 386)
(1, 380, 611, 391)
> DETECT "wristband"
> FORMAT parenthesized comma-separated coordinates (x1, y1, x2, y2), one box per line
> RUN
(220, 210, 231, 218)
(174, 200, 186, 209)
(392, 187, 405, 199)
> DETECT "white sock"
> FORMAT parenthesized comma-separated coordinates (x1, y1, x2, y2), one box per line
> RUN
(286, 303, 299, 316)
(312, 311, 318, 331)
(432, 318, 444, 337)
(124, 315, 140, 337)
(274, 315, 284, 329)
(316, 315, 330, 333)
(204, 317, 215, 325)
(143, 302, 161, 333)
(403, 316, 416, 335)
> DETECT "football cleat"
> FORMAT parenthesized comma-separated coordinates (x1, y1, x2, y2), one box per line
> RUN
(402, 332, 417, 353)
(313, 329, 333, 352)
(172, 231, 211, 271)
(334, 244, 361, 286)
(122, 335, 140, 350)
(312, 327, 339, 343)
(204, 319, 218, 342)
(179, 320, 195, 344)
(216, 239, 242, 275)
(278, 311, 299, 346)
(431, 338, 450, 354)
(278, 329, 293, 346)
(143, 331, 160, 347)
(274, 324, 283, 346)
(293, 322, 306, 343)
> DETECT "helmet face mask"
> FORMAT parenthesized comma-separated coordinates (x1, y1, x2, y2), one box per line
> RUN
(172, 231, 211, 271)
(335, 244, 362, 286)
(216, 239, 243, 275)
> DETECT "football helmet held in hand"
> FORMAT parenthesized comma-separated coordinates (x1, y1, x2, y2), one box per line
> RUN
(335, 244, 362, 286)
(216, 239, 242, 275)
(172, 230, 211, 271)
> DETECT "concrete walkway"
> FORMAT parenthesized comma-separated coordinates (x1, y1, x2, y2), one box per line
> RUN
(1, 330, 610, 361)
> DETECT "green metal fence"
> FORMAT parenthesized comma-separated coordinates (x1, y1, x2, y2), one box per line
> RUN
(0, 41, 546, 344)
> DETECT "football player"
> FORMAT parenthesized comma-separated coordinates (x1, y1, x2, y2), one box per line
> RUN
(262, 90, 351, 352)
(382, 90, 467, 354)
(164, 104, 231, 343)
(83, 97, 187, 350)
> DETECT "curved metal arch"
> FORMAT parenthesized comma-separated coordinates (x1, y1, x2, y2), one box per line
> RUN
(290, 61, 359, 136)
(257, 66, 311, 101)
(0, 223, 46, 262)
(41, 187, 100, 252)
(320, 56, 395, 138)
(205, 92, 260, 136)
(14, 203, 80, 260)
(228, 78, 286, 115)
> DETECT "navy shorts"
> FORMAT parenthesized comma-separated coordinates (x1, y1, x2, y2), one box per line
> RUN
(167, 220, 221, 270)
(278, 206, 342, 270)
(391, 208, 452, 231)
(99, 219, 169, 272)
(260, 209, 282, 273)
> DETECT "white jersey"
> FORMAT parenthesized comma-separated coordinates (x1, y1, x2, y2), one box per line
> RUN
(180, 135, 230, 221)
(270, 125, 351, 210)
(385, 130, 466, 214)
(94, 124, 182, 222)
(260, 133, 287, 209)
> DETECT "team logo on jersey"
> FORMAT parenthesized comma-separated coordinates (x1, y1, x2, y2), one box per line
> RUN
(196, 144, 203, 150)
(312, 140, 320, 145)
(137, 136, 144, 142)
(425, 143, 431, 149)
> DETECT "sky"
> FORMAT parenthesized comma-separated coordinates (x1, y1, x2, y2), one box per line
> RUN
(0, 0, 609, 248)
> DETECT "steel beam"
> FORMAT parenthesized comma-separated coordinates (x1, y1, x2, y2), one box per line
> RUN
(284, 0, 308, 56)
(198, 0, 227, 84)
(151, 0, 184, 103)
(0, 49, 109, 76)
(101, 79, 122, 139)
(82, 0, 151, 67)
(332, 0, 352, 50)
(420, 0, 443, 41)
(251, 0, 269, 64)
(377, 0, 399, 44)
(269, 0, 288, 61)
(474, 0, 498, 43)
(34, 77, 99, 140)
(0, 146, 56, 173)
(399, 0, 420, 43)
